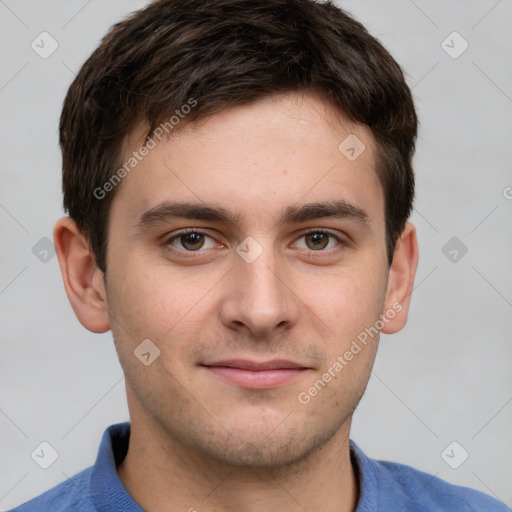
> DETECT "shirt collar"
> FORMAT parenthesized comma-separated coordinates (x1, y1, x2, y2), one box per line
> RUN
(89, 422, 143, 511)
(350, 439, 379, 511)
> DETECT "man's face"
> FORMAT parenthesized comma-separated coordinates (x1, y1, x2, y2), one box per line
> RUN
(104, 92, 391, 467)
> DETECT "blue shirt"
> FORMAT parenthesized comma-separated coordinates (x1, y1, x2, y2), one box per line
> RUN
(10, 422, 508, 511)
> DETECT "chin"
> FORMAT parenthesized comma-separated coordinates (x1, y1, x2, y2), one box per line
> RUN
(189, 413, 343, 470)
(203, 431, 317, 468)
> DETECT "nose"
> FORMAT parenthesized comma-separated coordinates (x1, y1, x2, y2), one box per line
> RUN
(219, 243, 300, 339)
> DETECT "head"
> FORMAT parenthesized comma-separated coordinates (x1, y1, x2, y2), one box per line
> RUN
(55, 0, 418, 468)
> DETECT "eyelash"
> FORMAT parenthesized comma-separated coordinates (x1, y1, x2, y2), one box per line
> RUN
(163, 228, 344, 257)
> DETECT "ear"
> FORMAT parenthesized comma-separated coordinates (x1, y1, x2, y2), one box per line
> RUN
(53, 217, 110, 333)
(381, 221, 419, 334)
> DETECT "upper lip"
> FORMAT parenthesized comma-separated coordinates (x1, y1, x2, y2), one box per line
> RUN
(202, 359, 309, 371)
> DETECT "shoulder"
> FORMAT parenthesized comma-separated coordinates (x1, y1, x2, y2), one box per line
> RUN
(8, 467, 96, 512)
(9, 422, 137, 512)
(377, 459, 508, 511)
(350, 441, 509, 511)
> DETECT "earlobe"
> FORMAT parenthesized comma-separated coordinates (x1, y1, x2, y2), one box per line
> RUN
(381, 221, 419, 334)
(53, 217, 111, 333)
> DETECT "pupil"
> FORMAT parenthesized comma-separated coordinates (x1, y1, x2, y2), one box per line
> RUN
(183, 233, 203, 250)
(308, 233, 328, 250)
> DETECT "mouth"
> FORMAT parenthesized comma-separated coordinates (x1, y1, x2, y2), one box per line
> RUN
(200, 359, 311, 390)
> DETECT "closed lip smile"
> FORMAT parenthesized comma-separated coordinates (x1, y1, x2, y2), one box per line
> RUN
(201, 359, 311, 389)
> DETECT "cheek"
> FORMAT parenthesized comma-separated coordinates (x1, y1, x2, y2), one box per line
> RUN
(107, 262, 216, 360)
(314, 265, 387, 341)
(110, 254, 191, 324)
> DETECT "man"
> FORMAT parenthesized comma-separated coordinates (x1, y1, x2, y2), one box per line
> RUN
(11, 0, 508, 510)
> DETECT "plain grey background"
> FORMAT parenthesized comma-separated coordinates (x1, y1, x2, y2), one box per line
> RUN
(0, 0, 511, 509)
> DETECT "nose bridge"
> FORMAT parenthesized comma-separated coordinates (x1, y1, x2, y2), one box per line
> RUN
(221, 236, 299, 336)
(243, 252, 283, 307)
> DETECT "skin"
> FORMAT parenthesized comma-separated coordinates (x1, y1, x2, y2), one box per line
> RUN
(54, 91, 418, 512)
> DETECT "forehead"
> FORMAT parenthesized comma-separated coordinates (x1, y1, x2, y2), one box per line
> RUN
(112, 91, 383, 230)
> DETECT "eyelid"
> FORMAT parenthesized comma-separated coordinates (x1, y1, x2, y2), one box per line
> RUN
(298, 227, 342, 238)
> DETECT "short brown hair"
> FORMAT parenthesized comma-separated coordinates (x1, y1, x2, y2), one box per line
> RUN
(60, 0, 417, 273)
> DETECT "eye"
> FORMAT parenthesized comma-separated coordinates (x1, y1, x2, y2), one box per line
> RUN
(165, 229, 218, 252)
(163, 228, 344, 256)
(294, 230, 342, 251)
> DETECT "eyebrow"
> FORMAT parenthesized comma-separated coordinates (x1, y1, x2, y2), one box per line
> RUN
(133, 199, 370, 234)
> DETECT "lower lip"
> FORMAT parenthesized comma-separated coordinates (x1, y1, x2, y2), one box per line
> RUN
(202, 366, 308, 389)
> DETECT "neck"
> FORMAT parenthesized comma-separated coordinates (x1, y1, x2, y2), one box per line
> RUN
(117, 412, 359, 512)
